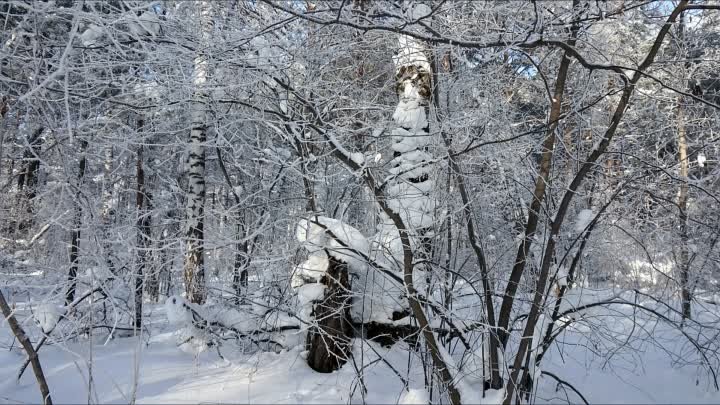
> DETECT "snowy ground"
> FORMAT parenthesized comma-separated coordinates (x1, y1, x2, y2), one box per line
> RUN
(1, 296, 719, 404)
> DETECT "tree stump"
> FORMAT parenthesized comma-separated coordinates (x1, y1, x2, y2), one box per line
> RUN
(306, 255, 353, 373)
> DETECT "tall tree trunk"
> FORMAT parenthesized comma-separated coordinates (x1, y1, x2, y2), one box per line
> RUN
(145, 204, 160, 303)
(135, 128, 150, 330)
(66, 140, 88, 305)
(231, 212, 249, 300)
(100, 143, 116, 275)
(183, 1, 213, 304)
(496, 6, 580, 349)
(675, 11, 692, 323)
(16, 127, 43, 233)
(0, 96, 8, 172)
(677, 97, 692, 322)
(216, 146, 250, 303)
(603, 75, 622, 190)
(158, 228, 172, 299)
(381, 7, 461, 403)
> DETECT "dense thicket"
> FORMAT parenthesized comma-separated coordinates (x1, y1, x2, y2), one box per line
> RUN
(1, 1, 720, 404)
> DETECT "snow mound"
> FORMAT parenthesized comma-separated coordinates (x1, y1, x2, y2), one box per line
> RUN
(213, 308, 257, 333)
(297, 283, 326, 306)
(291, 254, 329, 289)
(296, 216, 369, 269)
(34, 303, 63, 333)
(80, 24, 103, 46)
(399, 388, 429, 404)
(165, 295, 193, 326)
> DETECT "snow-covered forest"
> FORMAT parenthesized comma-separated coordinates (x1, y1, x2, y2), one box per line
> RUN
(2, 0, 720, 403)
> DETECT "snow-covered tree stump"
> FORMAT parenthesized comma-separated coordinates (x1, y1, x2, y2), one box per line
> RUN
(305, 255, 353, 373)
(293, 217, 369, 373)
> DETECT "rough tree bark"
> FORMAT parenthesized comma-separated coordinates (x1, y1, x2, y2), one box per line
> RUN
(66, 139, 88, 305)
(183, 0, 213, 304)
(305, 255, 353, 372)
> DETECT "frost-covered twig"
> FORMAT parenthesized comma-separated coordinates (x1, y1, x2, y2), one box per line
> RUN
(539, 370, 589, 405)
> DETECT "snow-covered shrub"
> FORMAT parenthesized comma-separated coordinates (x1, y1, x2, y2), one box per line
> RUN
(164, 294, 302, 357)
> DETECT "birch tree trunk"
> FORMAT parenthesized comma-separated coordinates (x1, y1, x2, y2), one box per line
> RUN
(183, 1, 213, 304)
(380, 5, 460, 403)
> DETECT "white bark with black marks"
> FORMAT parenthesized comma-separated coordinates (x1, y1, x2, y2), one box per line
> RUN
(183, 1, 213, 304)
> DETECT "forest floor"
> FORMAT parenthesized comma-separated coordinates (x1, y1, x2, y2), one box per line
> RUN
(1, 291, 720, 404)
